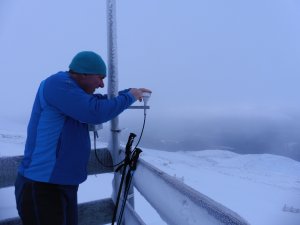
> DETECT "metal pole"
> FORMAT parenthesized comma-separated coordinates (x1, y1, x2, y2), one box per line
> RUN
(107, 1, 131, 224)
(106, 0, 120, 203)
(107, 2, 136, 224)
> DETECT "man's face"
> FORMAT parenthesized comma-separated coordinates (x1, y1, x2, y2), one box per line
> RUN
(80, 74, 105, 94)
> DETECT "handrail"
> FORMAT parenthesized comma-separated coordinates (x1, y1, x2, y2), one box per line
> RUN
(0, 148, 113, 188)
(133, 158, 250, 225)
(0, 149, 250, 225)
(0, 148, 115, 225)
(124, 202, 147, 225)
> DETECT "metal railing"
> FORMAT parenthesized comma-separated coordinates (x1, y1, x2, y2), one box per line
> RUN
(0, 148, 116, 225)
(0, 148, 250, 225)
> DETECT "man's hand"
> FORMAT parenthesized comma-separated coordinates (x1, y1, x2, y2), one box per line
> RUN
(130, 88, 152, 102)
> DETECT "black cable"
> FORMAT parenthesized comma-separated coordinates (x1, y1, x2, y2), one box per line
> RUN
(132, 113, 146, 151)
(94, 132, 125, 168)
(94, 112, 147, 169)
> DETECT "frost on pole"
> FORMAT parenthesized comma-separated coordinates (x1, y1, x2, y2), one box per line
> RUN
(107, 0, 119, 98)
(106, 0, 121, 205)
(106, 0, 120, 162)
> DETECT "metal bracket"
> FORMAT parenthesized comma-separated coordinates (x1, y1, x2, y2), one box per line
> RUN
(128, 106, 150, 109)
(111, 129, 122, 133)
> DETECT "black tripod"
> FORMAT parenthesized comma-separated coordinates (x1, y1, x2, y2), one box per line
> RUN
(111, 133, 142, 225)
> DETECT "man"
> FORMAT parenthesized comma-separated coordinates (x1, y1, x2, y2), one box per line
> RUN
(14, 51, 151, 225)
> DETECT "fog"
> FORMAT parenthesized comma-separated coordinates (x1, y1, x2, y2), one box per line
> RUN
(102, 108, 300, 162)
(1, 0, 300, 161)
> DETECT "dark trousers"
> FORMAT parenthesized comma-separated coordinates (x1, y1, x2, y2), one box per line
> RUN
(15, 174, 79, 225)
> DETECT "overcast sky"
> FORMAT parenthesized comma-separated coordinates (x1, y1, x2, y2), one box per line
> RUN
(1, 0, 300, 129)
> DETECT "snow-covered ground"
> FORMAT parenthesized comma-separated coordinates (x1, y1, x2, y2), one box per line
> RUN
(0, 129, 300, 225)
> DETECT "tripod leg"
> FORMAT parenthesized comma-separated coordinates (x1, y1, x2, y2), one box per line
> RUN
(117, 171, 134, 225)
(111, 165, 128, 225)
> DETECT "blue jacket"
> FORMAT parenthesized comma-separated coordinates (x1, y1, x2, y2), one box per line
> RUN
(18, 71, 136, 185)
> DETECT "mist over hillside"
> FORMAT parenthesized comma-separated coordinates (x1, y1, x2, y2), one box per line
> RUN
(110, 110, 300, 162)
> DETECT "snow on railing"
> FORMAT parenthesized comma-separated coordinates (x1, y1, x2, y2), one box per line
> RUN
(133, 158, 250, 225)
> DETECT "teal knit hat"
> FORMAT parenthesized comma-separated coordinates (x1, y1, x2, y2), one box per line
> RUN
(69, 51, 107, 76)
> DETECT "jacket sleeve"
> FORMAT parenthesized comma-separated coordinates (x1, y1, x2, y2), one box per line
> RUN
(43, 76, 136, 124)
